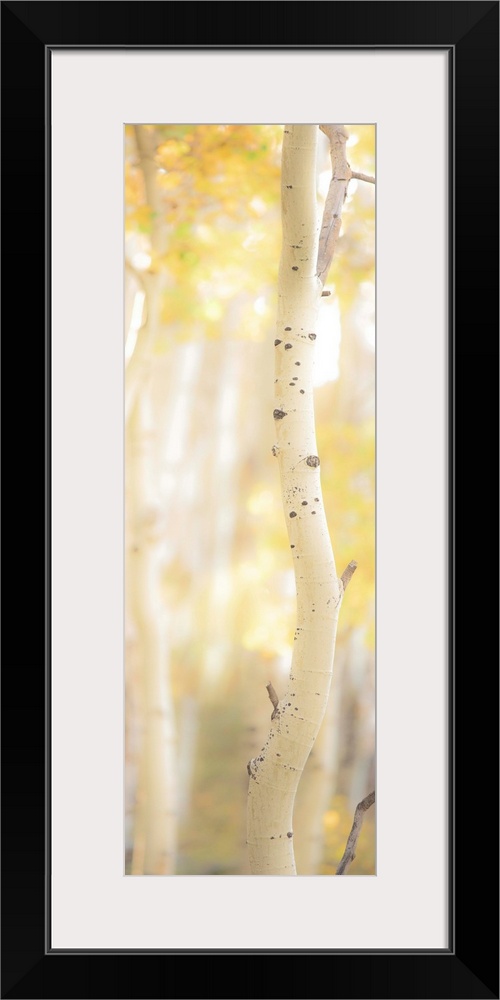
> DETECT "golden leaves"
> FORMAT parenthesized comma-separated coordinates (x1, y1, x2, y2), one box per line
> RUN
(125, 125, 283, 341)
(156, 138, 191, 167)
(125, 161, 145, 208)
(125, 204, 155, 234)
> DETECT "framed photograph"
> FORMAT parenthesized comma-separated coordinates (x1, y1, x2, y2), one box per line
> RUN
(2, 3, 498, 998)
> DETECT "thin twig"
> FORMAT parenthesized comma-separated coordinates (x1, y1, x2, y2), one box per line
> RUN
(336, 790, 375, 875)
(350, 171, 375, 185)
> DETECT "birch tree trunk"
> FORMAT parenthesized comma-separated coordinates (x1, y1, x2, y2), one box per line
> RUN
(127, 389, 178, 875)
(247, 125, 355, 875)
(125, 126, 166, 424)
(126, 127, 180, 874)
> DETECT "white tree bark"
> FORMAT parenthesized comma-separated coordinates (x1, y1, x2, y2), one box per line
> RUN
(292, 678, 338, 875)
(247, 125, 355, 875)
(125, 126, 167, 424)
(127, 389, 178, 875)
(126, 126, 187, 875)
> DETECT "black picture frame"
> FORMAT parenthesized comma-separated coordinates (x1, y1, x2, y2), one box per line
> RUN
(1, 2, 498, 998)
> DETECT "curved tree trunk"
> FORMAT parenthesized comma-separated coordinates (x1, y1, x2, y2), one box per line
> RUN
(247, 125, 354, 875)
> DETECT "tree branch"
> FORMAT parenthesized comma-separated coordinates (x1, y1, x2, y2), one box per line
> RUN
(317, 125, 351, 286)
(350, 171, 375, 185)
(266, 682, 281, 720)
(340, 560, 358, 591)
(336, 790, 375, 875)
(266, 682, 279, 714)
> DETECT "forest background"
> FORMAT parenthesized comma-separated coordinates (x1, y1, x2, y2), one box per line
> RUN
(125, 123, 375, 876)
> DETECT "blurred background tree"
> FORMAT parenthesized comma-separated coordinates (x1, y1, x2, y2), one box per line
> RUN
(125, 123, 375, 875)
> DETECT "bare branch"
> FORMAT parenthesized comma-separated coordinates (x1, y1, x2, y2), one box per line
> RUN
(340, 560, 358, 591)
(351, 171, 375, 185)
(317, 125, 351, 285)
(336, 790, 375, 875)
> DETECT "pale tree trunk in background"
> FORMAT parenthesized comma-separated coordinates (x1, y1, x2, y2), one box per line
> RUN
(127, 388, 178, 874)
(247, 125, 355, 875)
(126, 126, 166, 423)
(200, 339, 242, 690)
(128, 342, 206, 869)
(125, 127, 180, 873)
